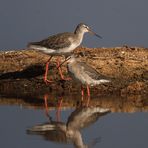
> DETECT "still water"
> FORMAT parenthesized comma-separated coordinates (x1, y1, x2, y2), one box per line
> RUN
(0, 95, 148, 148)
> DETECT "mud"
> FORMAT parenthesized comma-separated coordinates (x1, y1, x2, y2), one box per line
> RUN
(0, 46, 147, 97)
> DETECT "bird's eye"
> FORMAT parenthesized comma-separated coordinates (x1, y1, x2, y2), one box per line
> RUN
(84, 25, 88, 29)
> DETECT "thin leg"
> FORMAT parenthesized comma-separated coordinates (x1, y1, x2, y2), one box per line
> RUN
(86, 85, 90, 106)
(81, 85, 84, 97)
(56, 57, 71, 81)
(44, 56, 53, 84)
(86, 85, 90, 97)
(56, 98, 63, 121)
(81, 85, 84, 103)
(86, 96, 90, 107)
(44, 94, 50, 119)
(77, 85, 84, 107)
(57, 57, 64, 80)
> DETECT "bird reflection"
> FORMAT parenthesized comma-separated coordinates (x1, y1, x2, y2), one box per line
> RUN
(27, 106, 110, 148)
(43, 94, 63, 121)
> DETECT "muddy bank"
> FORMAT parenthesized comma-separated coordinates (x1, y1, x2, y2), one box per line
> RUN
(0, 46, 147, 97)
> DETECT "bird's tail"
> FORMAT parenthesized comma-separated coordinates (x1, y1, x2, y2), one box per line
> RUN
(27, 123, 56, 132)
(96, 79, 111, 85)
(27, 42, 55, 54)
(27, 42, 43, 50)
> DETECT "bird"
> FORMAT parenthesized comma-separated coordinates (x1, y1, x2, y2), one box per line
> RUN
(27, 106, 110, 148)
(58, 55, 111, 100)
(27, 23, 102, 84)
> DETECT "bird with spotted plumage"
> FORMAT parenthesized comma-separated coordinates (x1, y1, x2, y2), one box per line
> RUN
(27, 23, 102, 84)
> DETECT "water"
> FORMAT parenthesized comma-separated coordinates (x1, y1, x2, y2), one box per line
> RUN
(0, 0, 148, 50)
(0, 95, 148, 148)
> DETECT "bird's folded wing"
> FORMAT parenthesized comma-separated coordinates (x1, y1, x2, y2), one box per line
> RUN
(78, 62, 109, 80)
(28, 32, 72, 50)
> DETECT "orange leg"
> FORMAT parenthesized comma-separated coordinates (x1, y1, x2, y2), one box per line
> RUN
(81, 85, 84, 97)
(86, 85, 90, 97)
(57, 57, 64, 80)
(86, 85, 90, 106)
(44, 94, 50, 119)
(56, 98, 63, 121)
(81, 85, 84, 102)
(56, 57, 71, 80)
(44, 56, 53, 84)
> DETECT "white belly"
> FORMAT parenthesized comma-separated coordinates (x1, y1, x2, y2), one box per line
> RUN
(55, 42, 80, 54)
(29, 42, 80, 55)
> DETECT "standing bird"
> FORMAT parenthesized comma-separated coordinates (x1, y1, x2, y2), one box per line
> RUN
(59, 55, 111, 100)
(27, 23, 102, 84)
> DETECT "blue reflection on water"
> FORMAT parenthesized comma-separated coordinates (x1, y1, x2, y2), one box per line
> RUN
(0, 105, 148, 148)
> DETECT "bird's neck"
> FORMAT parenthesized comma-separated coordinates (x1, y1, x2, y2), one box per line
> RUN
(72, 130, 85, 148)
(69, 57, 76, 64)
(74, 29, 85, 41)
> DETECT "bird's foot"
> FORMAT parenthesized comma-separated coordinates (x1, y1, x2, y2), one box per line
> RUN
(44, 78, 53, 84)
(61, 77, 72, 81)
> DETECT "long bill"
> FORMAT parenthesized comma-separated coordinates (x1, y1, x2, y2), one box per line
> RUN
(89, 29, 103, 39)
(56, 56, 71, 69)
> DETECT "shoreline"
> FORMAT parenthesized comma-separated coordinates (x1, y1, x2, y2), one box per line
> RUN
(0, 46, 147, 96)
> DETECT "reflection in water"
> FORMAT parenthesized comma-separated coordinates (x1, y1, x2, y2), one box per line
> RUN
(0, 94, 148, 113)
(27, 106, 110, 148)
(44, 94, 63, 121)
(43, 93, 91, 119)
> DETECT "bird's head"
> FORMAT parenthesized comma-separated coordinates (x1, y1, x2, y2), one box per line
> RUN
(75, 23, 102, 39)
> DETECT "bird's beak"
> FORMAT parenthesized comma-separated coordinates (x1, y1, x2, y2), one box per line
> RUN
(88, 29, 102, 39)
(56, 56, 71, 69)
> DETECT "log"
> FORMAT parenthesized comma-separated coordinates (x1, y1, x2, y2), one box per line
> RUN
(0, 46, 148, 98)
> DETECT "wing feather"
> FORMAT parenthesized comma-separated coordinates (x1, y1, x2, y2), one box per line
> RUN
(77, 62, 109, 80)
(28, 32, 73, 50)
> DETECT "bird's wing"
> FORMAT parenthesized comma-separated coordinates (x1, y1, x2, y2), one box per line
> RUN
(28, 32, 72, 50)
(67, 107, 110, 130)
(27, 121, 66, 132)
(78, 62, 110, 80)
(27, 122, 68, 143)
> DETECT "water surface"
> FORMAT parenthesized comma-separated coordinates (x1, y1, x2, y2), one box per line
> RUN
(0, 94, 148, 148)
